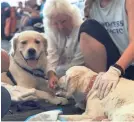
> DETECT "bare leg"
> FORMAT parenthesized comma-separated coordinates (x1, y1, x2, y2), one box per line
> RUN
(80, 32, 107, 73)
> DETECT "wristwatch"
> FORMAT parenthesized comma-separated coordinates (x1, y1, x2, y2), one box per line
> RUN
(113, 64, 125, 76)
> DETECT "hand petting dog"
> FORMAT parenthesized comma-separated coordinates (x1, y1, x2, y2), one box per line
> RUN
(90, 66, 121, 99)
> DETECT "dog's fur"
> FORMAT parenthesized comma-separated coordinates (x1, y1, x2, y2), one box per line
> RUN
(1, 31, 68, 105)
(56, 66, 134, 121)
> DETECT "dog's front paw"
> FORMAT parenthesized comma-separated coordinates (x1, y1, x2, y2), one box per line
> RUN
(57, 97, 68, 105)
(49, 97, 68, 105)
(55, 91, 66, 98)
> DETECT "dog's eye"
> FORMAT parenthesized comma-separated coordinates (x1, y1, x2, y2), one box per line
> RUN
(35, 40, 40, 44)
(21, 41, 27, 45)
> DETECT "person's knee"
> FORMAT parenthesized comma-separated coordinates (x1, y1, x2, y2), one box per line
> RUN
(79, 19, 103, 50)
(1, 49, 10, 72)
(80, 32, 92, 54)
(80, 19, 101, 35)
(81, 19, 100, 29)
(79, 19, 108, 47)
(79, 30, 107, 72)
(80, 32, 105, 54)
(79, 19, 110, 57)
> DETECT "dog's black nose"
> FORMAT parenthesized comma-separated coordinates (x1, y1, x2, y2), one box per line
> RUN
(28, 48, 36, 56)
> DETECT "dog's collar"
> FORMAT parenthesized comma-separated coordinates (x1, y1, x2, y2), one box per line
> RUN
(7, 71, 17, 85)
(14, 59, 48, 80)
(84, 75, 97, 99)
(22, 67, 48, 80)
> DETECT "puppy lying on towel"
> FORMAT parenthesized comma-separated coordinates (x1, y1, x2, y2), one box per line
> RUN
(56, 66, 134, 121)
(1, 31, 68, 105)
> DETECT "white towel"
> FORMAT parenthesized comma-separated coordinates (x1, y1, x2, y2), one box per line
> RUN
(1, 82, 38, 102)
(25, 110, 64, 121)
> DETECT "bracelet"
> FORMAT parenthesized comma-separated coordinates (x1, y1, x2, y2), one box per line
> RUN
(113, 64, 125, 76)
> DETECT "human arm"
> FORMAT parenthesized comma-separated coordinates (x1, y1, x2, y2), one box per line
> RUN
(116, 0, 134, 70)
(92, 0, 134, 99)
(84, 0, 94, 19)
(46, 32, 60, 88)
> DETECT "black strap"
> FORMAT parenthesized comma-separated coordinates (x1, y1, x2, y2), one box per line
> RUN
(113, 64, 125, 76)
(6, 59, 48, 85)
(20, 66, 48, 80)
(14, 60, 48, 80)
(6, 71, 17, 85)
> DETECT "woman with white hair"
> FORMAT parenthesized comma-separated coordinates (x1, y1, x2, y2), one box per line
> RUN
(43, 0, 84, 88)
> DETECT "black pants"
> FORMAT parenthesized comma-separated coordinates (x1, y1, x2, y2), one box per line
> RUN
(1, 86, 11, 118)
(79, 19, 134, 80)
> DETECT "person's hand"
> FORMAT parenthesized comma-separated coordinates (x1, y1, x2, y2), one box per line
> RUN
(49, 74, 58, 89)
(1, 49, 10, 72)
(92, 66, 121, 99)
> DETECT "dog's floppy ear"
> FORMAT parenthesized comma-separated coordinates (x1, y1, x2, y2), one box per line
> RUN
(40, 33, 48, 56)
(65, 75, 79, 98)
(10, 33, 20, 56)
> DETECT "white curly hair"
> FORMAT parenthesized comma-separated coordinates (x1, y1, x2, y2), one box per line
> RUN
(43, 0, 83, 32)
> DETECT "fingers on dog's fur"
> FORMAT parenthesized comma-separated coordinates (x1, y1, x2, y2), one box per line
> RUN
(10, 33, 20, 56)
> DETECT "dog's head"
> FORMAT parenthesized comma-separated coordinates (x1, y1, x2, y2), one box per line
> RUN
(55, 66, 95, 97)
(10, 31, 48, 69)
(54, 75, 68, 98)
(56, 75, 68, 90)
(56, 66, 97, 98)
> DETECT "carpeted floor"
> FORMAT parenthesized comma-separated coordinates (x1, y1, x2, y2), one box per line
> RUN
(2, 99, 84, 121)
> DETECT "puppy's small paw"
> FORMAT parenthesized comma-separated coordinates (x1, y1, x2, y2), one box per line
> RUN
(49, 97, 68, 105)
(55, 91, 63, 96)
(57, 97, 68, 105)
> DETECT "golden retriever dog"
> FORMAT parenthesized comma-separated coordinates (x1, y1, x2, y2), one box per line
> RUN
(1, 31, 68, 105)
(56, 66, 134, 121)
